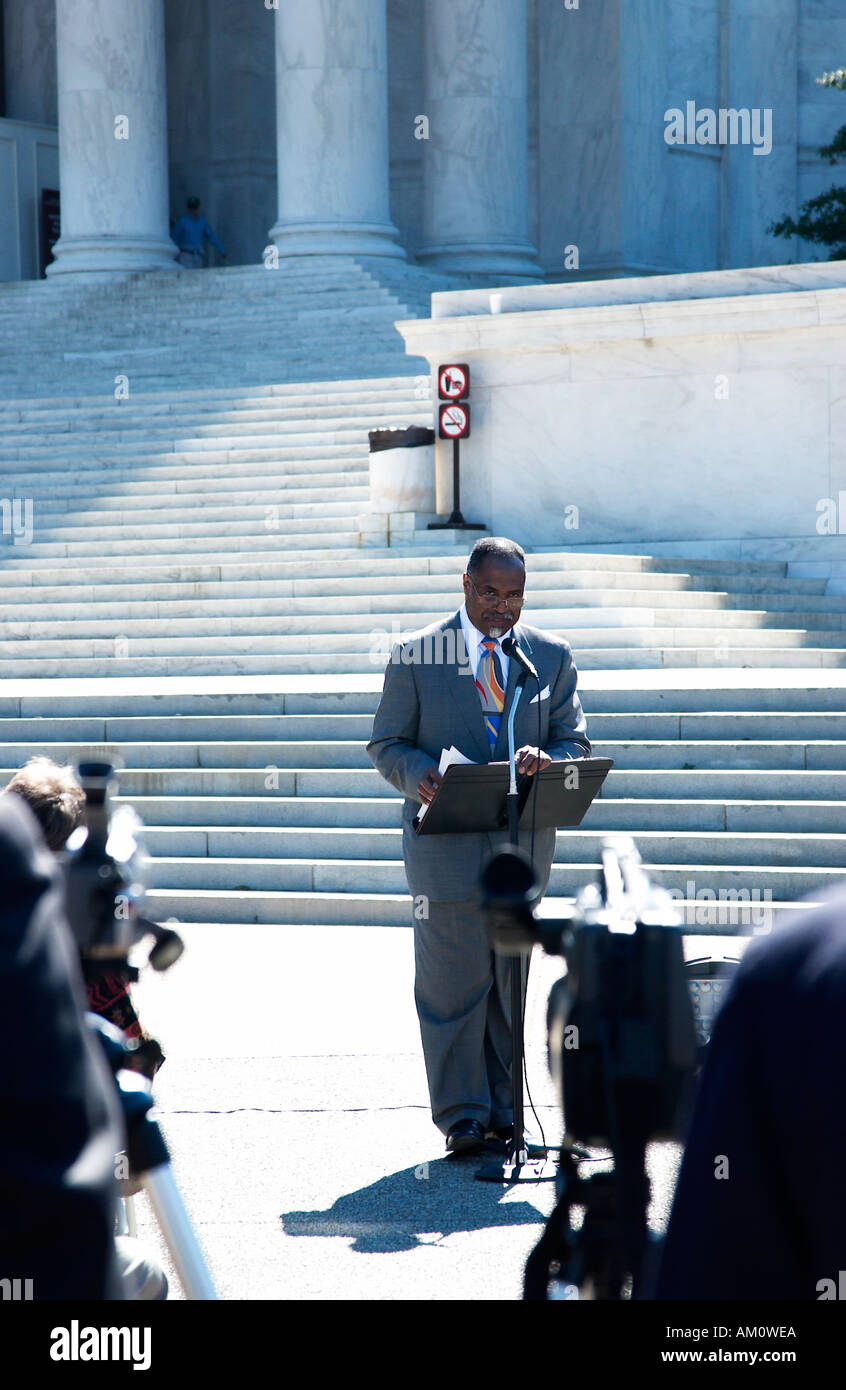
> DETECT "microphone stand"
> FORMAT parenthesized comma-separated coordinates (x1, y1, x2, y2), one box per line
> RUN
(477, 663, 558, 1184)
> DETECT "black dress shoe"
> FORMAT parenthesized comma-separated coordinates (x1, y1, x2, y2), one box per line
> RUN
(445, 1119, 487, 1155)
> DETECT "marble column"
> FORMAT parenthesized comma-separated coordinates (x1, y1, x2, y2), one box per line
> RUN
(719, 0, 799, 270)
(269, 0, 403, 259)
(418, 0, 541, 281)
(47, 0, 177, 276)
(3, 0, 57, 126)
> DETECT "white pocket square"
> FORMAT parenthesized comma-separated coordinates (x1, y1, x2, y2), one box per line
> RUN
(529, 684, 550, 704)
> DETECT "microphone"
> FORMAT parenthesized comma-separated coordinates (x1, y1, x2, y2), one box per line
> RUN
(501, 635, 539, 682)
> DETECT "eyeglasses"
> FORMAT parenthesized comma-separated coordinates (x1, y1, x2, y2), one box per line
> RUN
(468, 578, 525, 609)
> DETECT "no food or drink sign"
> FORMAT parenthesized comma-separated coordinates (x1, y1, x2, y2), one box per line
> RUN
(438, 364, 470, 400)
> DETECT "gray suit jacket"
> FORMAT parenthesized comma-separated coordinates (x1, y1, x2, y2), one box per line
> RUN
(366, 611, 591, 903)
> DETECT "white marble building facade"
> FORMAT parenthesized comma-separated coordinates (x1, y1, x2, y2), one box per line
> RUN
(1, 0, 845, 280)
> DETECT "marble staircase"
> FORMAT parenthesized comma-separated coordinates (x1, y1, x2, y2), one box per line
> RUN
(0, 257, 465, 399)
(0, 265, 844, 931)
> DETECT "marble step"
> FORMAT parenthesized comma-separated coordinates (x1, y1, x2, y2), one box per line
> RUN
(0, 585, 839, 620)
(0, 680, 842, 717)
(0, 708, 837, 741)
(0, 402, 430, 438)
(0, 452, 374, 487)
(0, 527, 367, 561)
(106, 766, 845, 801)
(0, 398, 429, 434)
(4, 608, 844, 644)
(143, 855, 842, 897)
(128, 824, 846, 868)
(5, 603, 846, 639)
(1, 540, 792, 580)
(83, 793, 846, 835)
(0, 538, 478, 581)
(3, 338, 424, 367)
(1, 470, 370, 505)
(3, 736, 845, 770)
(4, 762, 842, 803)
(0, 423, 416, 460)
(0, 560, 829, 603)
(1, 316, 420, 349)
(1, 628, 844, 664)
(22, 486, 370, 524)
(8, 503, 368, 545)
(1, 621, 844, 655)
(0, 344, 425, 374)
(0, 362, 428, 399)
(0, 402, 431, 448)
(140, 887, 823, 929)
(0, 398, 430, 434)
(0, 374, 430, 415)
(3, 647, 845, 675)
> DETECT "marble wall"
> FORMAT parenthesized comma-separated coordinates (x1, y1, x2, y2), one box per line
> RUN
(2, 0, 56, 126)
(397, 264, 846, 560)
(0, 117, 58, 279)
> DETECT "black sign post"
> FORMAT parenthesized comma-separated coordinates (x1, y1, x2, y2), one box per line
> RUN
(429, 363, 484, 531)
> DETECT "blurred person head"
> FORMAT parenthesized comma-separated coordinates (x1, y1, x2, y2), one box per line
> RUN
(5, 757, 84, 851)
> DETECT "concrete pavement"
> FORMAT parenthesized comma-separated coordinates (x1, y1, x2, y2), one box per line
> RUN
(130, 922, 684, 1301)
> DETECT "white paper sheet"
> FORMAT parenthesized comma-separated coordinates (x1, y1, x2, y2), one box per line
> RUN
(416, 745, 476, 822)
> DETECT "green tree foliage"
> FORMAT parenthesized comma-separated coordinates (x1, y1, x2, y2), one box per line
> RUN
(769, 68, 846, 259)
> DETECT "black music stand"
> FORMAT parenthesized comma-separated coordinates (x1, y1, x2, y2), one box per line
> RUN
(416, 755, 613, 1182)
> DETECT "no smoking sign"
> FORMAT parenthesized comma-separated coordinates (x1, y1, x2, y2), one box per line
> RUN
(439, 401, 471, 439)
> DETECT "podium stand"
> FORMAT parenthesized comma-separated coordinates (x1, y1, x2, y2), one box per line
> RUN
(414, 758, 613, 837)
(416, 754, 613, 1182)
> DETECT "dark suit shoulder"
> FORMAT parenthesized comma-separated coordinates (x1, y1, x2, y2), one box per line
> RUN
(729, 884, 846, 999)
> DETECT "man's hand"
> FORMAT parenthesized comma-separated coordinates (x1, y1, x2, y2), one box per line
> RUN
(417, 765, 443, 804)
(515, 746, 552, 777)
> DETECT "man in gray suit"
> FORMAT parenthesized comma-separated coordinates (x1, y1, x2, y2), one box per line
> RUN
(367, 538, 591, 1155)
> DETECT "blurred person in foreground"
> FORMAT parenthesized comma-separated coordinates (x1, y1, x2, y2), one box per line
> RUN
(655, 883, 846, 1300)
(5, 757, 164, 1079)
(0, 790, 123, 1297)
(1, 761, 168, 1298)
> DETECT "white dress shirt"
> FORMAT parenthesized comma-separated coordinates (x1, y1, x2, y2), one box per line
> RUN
(459, 601, 510, 689)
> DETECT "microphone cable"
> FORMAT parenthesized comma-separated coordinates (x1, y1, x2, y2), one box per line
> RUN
(522, 668, 550, 1153)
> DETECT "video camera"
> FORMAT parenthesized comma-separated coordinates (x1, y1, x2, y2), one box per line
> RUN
(58, 761, 216, 1298)
(480, 834, 734, 1300)
(61, 760, 183, 976)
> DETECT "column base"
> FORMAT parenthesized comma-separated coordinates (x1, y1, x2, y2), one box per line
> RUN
(46, 235, 179, 278)
(268, 219, 405, 261)
(417, 241, 543, 283)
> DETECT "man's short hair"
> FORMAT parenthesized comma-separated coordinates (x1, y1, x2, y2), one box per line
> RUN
(186, 195, 200, 209)
(5, 757, 85, 851)
(466, 537, 526, 577)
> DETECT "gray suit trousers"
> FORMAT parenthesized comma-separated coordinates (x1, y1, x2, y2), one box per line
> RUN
(414, 897, 528, 1134)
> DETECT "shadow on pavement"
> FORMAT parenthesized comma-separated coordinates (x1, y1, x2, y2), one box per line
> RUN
(281, 1156, 550, 1253)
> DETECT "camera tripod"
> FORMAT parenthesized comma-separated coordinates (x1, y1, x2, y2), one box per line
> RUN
(523, 1089, 656, 1300)
(92, 1015, 217, 1301)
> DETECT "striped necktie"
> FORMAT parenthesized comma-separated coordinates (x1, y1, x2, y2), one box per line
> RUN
(476, 638, 505, 751)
